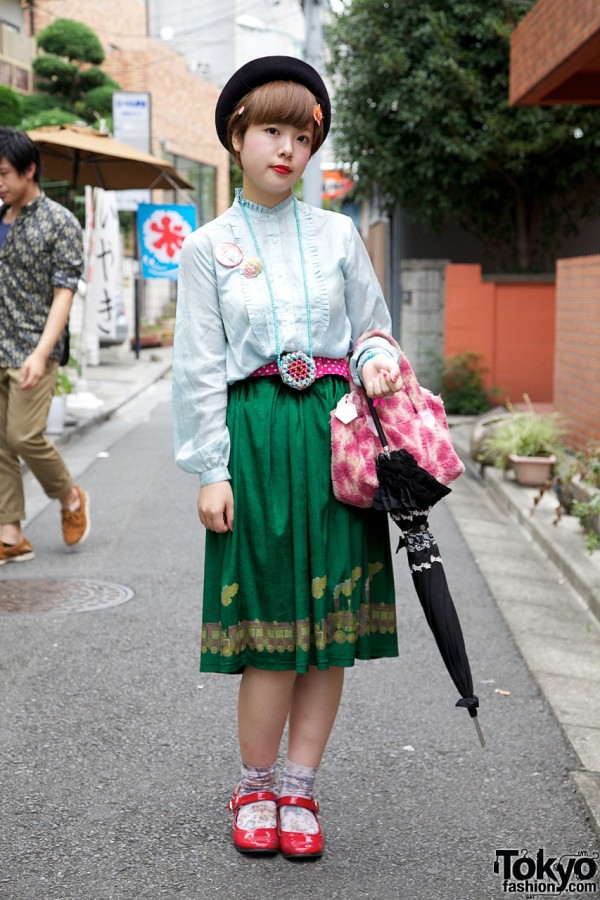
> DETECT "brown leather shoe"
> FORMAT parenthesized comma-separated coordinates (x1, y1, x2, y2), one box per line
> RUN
(0, 537, 35, 565)
(61, 486, 90, 546)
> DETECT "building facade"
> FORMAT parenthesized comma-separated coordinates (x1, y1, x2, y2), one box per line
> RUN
(145, 0, 305, 88)
(0, 0, 35, 94)
(510, 0, 600, 447)
(32, 0, 230, 220)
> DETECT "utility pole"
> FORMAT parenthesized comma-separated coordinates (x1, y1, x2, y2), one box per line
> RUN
(302, 0, 323, 208)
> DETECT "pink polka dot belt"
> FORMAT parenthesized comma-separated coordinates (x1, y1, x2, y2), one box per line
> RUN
(250, 357, 351, 383)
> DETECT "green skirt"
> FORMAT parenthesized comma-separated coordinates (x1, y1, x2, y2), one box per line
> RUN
(201, 375, 398, 674)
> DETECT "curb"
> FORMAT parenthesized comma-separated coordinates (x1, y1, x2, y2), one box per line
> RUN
(450, 421, 600, 626)
(484, 469, 600, 624)
(450, 419, 600, 841)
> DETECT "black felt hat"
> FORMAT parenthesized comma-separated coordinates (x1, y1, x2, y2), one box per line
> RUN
(215, 55, 331, 150)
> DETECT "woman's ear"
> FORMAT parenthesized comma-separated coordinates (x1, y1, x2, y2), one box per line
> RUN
(232, 131, 243, 153)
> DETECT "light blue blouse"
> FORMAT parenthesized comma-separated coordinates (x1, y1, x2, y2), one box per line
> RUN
(172, 191, 397, 486)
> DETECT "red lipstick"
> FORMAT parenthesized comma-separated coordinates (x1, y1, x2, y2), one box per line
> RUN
(272, 165, 291, 174)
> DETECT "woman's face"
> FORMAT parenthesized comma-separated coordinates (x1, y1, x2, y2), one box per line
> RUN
(233, 121, 313, 208)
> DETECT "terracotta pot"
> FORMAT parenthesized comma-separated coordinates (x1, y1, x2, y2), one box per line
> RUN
(508, 453, 557, 487)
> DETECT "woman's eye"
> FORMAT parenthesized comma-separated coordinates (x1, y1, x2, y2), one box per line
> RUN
(266, 127, 279, 135)
(298, 135, 310, 143)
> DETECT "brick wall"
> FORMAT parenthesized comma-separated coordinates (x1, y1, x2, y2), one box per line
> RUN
(510, 0, 600, 104)
(554, 256, 600, 449)
(34, 0, 230, 215)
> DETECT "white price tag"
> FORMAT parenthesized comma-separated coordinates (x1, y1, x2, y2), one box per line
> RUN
(334, 394, 359, 424)
(419, 409, 437, 429)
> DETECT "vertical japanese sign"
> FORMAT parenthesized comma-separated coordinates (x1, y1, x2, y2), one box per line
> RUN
(86, 189, 122, 342)
(137, 203, 196, 280)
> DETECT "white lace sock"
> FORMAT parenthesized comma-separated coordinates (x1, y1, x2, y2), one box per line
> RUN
(279, 759, 319, 835)
(235, 761, 277, 830)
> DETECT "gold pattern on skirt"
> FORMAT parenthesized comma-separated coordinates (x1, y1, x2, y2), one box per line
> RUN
(202, 603, 397, 657)
(220, 583, 239, 606)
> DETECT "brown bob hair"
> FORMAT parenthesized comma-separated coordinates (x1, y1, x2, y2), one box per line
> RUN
(226, 80, 325, 166)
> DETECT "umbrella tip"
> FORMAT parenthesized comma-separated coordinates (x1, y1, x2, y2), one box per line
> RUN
(473, 716, 486, 749)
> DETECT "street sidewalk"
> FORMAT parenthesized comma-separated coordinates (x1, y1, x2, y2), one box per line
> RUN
(45, 353, 600, 838)
(449, 417, 600, 626)
(51, 343, 174, 448)
(449, 416, 600, 839)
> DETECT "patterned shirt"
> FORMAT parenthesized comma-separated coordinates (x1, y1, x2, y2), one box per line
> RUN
(0, 192, 84, 368)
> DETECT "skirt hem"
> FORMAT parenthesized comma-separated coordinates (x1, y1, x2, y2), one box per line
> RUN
(200, 647, 400, 675)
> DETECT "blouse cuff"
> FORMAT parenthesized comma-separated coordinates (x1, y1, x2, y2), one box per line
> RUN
(349, 336, 400, 386)
(199, 466, 231, 488)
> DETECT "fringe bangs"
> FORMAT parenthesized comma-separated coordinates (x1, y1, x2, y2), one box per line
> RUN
(246, 82, 316, 131)
(227, 81, 324, 156)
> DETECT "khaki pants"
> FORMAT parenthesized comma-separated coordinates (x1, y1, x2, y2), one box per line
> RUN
(0, 360, 73, 524)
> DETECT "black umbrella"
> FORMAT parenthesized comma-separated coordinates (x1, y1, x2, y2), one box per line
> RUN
(366, 395, 485, 748)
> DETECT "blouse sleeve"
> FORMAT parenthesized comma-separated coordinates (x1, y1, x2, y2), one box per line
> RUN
(172, 231, 231, 486)
(341, 221, 400, 385)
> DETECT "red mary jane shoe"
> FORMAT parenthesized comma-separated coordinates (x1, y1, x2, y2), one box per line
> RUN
(277, 795, 324, 859)
(229, 790, 279, 854)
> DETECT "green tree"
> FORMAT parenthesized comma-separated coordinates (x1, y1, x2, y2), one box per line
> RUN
(31, 18, 120, 126)
(0, 85, 23, 126)
(327, 0, 600, 271)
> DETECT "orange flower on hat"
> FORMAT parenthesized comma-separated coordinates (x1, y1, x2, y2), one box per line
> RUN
(313, 103, 323, 126)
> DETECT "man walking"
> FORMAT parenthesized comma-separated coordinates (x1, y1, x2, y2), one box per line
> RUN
(0, 127, 89, 565)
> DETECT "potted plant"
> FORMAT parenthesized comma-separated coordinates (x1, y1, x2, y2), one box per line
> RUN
(159, 300, 177, 346)
(130, 320, 164, 349)
(478, 397, 566, 486)
(550, 442, 600, 552)
(47, 366, 75, 435)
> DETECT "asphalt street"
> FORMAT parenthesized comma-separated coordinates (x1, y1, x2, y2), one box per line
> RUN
(0, 377, 599, 900)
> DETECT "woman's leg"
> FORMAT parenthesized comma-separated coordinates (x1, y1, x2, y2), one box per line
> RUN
(234, 667, 296, 834)
(287, 666, 345, 766)
(279, 666, 345, 837)
(238, 666, 297, 765)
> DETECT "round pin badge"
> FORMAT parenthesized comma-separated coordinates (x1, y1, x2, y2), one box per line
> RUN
(242, 257, 263, 278)
(215, 242, 243, 267)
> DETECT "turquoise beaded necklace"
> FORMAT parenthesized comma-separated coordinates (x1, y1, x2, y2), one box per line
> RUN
(239, 192, 316, 390)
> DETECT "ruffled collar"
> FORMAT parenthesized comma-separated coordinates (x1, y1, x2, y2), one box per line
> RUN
(234, 188, 295, 218)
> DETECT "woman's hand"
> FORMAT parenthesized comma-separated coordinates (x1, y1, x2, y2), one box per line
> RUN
(198, 481, 234, 533)
(361, 355, 403, 399)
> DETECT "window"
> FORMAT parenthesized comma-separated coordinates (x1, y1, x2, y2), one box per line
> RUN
(166, 154, 216, 225)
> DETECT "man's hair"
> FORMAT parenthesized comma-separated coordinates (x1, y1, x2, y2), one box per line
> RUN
(0, 127, 41, 183)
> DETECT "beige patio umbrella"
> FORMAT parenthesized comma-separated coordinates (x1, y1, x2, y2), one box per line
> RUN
(26, 124, 191, 191)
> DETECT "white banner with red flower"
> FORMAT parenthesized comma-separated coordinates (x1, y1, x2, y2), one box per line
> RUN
(137, 203, 197, 280)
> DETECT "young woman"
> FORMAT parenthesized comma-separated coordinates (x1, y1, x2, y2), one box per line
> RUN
(173, 56, 403, 859)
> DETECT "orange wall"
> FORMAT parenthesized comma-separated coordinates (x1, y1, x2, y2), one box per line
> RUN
(555, 256, 600, 448)
(444, 264, 556, 403)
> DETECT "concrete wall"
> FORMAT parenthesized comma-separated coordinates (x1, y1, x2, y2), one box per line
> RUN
(400, 260, 448, 392)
